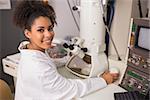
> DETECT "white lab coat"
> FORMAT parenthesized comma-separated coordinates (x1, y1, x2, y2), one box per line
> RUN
(15, 41, 107, 100)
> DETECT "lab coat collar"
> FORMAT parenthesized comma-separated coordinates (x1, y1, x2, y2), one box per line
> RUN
(18, 41, 50, 59)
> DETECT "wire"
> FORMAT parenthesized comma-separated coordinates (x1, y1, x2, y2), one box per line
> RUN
(103, 16, 121, 61)
(100, 0, 121, 61)
(138, 0, 143, 18)
(105, 0, 115, 55)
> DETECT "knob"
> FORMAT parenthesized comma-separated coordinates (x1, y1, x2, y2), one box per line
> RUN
(128, 58, 132, 62)
(69, 44, 74, 50)
(132, 60, 136, 64)
(143, 65, 147, 68)
(72, 6, 78, 11)
(135, 61, 139, 65)
(63, 43, 69, 48)
(142, 89, 146, 93)
(81, 48, 88, 52)
(137, 85, 142, 89)
(134, 82, 138, 87)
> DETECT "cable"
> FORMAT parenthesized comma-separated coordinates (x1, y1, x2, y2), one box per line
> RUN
(105, 0, 115, 56)
(138, 0, 143, 18)
(103, 17, 121, 61)
(100, 0, 121, 61)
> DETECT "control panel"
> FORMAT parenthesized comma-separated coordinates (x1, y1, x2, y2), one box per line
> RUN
(127, 48, 150, 74)
(120, 47, 150, 96)
(120, 67, 149, 95)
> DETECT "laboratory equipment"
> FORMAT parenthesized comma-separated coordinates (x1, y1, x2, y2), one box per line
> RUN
(114, 91, 145, 100)
(120, 18, 150, 96)
(46, 43, 68, 67)
(64, 0, 109, 78)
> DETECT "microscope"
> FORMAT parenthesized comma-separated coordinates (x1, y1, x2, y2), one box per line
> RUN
(63, 0, 111, 78)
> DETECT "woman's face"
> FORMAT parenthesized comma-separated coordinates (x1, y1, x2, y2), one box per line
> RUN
(25, 16, 54, 52)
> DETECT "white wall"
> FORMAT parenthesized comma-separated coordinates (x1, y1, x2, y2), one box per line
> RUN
(108, 0, 133, 59)
(49, 0, 80, 40)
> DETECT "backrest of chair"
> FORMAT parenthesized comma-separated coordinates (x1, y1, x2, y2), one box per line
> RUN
(0, 79, 13, 100)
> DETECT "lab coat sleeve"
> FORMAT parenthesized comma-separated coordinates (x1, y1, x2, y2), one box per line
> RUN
(39, 62, 107, 99)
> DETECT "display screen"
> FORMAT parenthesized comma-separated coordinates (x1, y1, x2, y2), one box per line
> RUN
(136, 27, 150, 51)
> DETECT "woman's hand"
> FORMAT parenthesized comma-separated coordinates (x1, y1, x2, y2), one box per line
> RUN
(101, 71, 119, 84)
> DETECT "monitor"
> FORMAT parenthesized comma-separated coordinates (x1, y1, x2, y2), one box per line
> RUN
(135, 27, 150, 51)
(134, 18, 150, 51)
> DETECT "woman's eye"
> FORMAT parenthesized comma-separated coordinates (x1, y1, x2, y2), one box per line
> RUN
(48, 28, 53, 32)
(37, 29, 44, 33)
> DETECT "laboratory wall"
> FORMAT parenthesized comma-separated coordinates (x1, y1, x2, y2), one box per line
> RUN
(49, 0, 80, 40)
(0, 0, 80, 61)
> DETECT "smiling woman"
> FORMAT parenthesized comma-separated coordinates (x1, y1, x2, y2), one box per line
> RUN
(24, 16, 55, 52)
(13, 0, 56, 52)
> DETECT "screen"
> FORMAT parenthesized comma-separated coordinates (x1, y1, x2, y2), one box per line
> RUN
(137, 27, 150, 50)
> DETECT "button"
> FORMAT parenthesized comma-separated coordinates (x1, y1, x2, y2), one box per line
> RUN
(138, 85, 142, 89)
(135, 61, 139, 65)
(138, 57, 141, 61)
(142, 89, 146, 93)
(147, 59, 150, 63)
(132, 60, 135, 64)
(145, 84, 148, 86)
(134, 83, 138, 87)
(143, 65, 147, 68)
(128, 58, 132, 62)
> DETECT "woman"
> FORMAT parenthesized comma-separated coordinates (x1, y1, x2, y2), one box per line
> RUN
(13, 1, 117, 100)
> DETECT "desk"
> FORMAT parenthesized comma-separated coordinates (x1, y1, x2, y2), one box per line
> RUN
(2, 53, 127, 100)
(81, 84, 126, 100)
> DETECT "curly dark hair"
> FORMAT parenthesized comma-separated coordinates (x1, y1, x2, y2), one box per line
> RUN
(13, 0, 56, 30)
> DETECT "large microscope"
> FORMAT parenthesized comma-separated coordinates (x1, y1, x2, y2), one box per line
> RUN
(63, 0, 117, 78)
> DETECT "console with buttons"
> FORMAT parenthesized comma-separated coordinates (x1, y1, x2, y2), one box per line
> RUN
(120, 47, 149, 96)
(120, 18, 150, 96)
(127, 48, 150, 74)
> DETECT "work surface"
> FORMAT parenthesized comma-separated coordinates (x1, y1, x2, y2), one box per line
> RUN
(81, 84, 126, 100)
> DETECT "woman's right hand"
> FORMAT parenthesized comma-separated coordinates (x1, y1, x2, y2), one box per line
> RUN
(101, 71, 118, 84)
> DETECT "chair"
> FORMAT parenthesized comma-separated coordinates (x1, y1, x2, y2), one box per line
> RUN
(0, 79, 13, 100)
